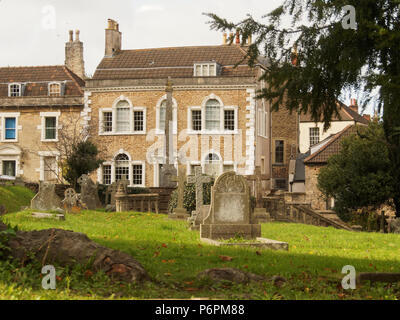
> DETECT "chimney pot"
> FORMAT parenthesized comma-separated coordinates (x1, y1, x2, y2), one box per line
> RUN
(69, 30, 73, 42)
(65, 30, 85, 79)
(349, 99, 358, 113)
(247, 35, 252, 45)
(75, 30, 80, 42)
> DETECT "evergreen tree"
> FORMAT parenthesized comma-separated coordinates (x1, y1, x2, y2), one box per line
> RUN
(206, 0, 400, 216)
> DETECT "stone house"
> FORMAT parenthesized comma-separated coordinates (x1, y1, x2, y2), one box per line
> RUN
(0, 31, 85, 183)
(303, 124, 365, 210)
(299, 99, 370, 154)
(86, 19, 296, 190)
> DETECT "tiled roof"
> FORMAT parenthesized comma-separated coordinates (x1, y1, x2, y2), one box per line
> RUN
(0, 65, 84, 97)
(304, 124, 366, 164)
(300, 102, 370, 125)
(93, 45, 257, 80)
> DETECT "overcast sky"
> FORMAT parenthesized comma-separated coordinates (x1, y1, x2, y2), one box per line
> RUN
(0, 0, 373, 114)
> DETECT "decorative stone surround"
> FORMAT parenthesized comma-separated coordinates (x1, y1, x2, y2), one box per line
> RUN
(245, 88, 256, 175)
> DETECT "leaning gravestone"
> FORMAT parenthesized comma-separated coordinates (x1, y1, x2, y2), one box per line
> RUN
(31, 182, 63, 211)
(78, 174, 102, 210)
(200, 172, 261, 240)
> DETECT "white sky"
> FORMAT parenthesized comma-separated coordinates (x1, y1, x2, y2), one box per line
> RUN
(0, 0, 373, 114)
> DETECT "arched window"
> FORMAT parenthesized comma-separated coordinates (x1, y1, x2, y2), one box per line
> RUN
(116, 101, 130, 133)
(204, 152, 221, 177)
(205, 99, 220, 130)
(115, 153, 129, 182)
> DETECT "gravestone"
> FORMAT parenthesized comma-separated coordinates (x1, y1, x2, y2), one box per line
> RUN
(168, 167, 189, 220)
(187, 167, 212, 215)
(247, 167, 271, 223)
(78, 174, 101, 210)
(200, 171, 261, 240)
(105, 182, 118, 205)
(189, 205, 210, 231)
(62, 188, 84, 213)
(31, 182, 63, 211)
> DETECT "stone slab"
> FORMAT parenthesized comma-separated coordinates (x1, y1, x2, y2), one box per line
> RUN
(357, 273, 400, 284)
(200, 224, 261, 240)
(169, 208, 190, 220)
(32, 212, 65, 221)
(200, 237, 289, 251)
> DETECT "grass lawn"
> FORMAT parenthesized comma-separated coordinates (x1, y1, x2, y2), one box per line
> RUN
(0, 186, 35, 213)
(1, 210, 400, 300)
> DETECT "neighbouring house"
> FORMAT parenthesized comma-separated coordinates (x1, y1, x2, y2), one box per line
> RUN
(85, 19, 298, 190)
(302, 124, 365, 210)
(0, 30, 85, 183)
(299, 99, 370, 154)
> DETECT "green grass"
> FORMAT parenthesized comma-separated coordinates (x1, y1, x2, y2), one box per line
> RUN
(1, 210, 400, 300)
(0, 186, 35, 213)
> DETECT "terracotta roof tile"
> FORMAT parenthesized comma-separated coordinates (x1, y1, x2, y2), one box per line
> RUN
(304, 124, 366, 164)
(0, 65, 84, 97)
(93, 45, 257, 80)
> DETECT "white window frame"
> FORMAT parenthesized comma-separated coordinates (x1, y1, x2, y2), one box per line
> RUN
(0, 113, 21, 142)
(187, 94, 238, 135)
(99, 96, 147, 136)
(8, 83, 22, 97)
(38, 111, 61, 142)
(155, 95, 177, 135)
(38, 151, 60, 182)
(132, 161, 146, 187)
(194, 62, 218, 77)
(48, 82, 62, 97)
(309, 127, 320, 147)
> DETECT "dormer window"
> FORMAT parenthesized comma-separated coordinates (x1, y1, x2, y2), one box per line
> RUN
(8, 84, 21, 97)
(48, 82, 61, 97)
(194, 62, 219, 77)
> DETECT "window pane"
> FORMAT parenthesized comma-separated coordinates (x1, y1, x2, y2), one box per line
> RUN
(103, 112, 113, 132)
(116, 107, 130, 132)
(44, 157, 57, 181)
(309, 127, 320, 147)
(202, 65, 209, 76)
(103, 165, 112, 185)
(209, 64, 216, 76)
(275, 140, 284, 163)
(115, 154, 129, 182)
(5, 118, 16, 140)
(2, 161, 16, 177)
(9, 85, 20, 97)
(205, 99, 220, 130)
(45, 117, 57, 140)
(49, 84, 61, 97)
(133, 165, 143, 185)
(195, 65, 201, 76)
(134, 111, 144, 132)
(192, 110, 202, 131)
(224, 110, 235, 131)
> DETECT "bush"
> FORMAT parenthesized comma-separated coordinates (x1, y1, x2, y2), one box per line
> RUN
(168, 181, 214, 214)
(348, 208, 386, 232)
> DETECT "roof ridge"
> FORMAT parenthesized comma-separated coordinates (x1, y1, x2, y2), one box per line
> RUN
(304, 124, 355, 163)
(119, 44, 244, 52)
(0, 65, 65, 69)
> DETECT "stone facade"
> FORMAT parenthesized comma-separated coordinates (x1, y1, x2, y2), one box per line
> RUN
(271, 107, 299, 191)
(305, 164, 327, 210)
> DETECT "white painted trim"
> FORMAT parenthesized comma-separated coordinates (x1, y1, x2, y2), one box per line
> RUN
(0, 113, 21, 143)
(39, 111, 61, 142)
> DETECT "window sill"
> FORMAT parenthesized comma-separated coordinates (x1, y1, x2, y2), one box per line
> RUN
(41, 139, 59, 143)
(2, 139, 18, 143)
(187, 130, 239, 135)
(99, 132, 146, 136)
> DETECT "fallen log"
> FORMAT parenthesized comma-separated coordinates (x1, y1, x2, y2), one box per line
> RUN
(0, 222, 149, 283)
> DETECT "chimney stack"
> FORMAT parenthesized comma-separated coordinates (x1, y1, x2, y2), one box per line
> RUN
(105, 19, 122, 57)
(235, 30, 240, 44)
(349, 98, 358, 113)
(223, 33, 227, 45)
(291, 45, 298, 66)
(65, 29, 85, 79)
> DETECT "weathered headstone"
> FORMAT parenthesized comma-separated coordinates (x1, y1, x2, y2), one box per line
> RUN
(105, 182, 118, 205)
(201, 171, 261, 240)
(32, 212, 65, 221)
(31, 182, 63, 211)
(62, 188, 83, 213)
(168, 167, 189, 220)
(187, 167, 212, 215)
(78, 174, 102, 210)
(247, 166, 271, 223)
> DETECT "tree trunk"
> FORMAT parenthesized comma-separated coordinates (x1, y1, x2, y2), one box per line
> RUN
(1, 223, 149, 283)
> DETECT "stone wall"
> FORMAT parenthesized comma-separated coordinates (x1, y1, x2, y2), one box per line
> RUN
(305, 164, 327, 211)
